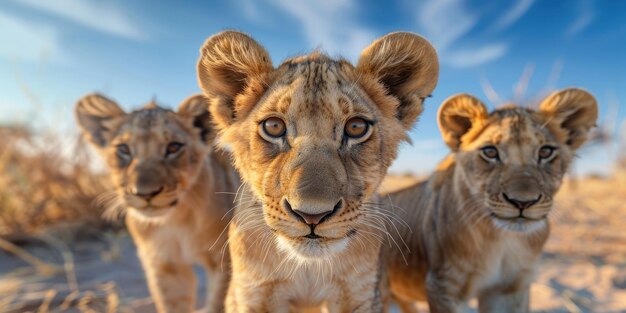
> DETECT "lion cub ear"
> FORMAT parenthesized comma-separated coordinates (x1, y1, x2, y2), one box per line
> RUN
(539, 88, 598, 149)
(357, 32, 439, 129)
(437, 94, 489, 150)
(75, 93, 126, 148)
(177, 94, 215, 144)
(197, 30, 273, 131)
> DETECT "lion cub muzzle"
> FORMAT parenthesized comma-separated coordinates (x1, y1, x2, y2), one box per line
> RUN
(502, 193, 541, 211)
(127, 165, 165, 199)
(282, 197, 343, 226)
(124, 160, 178, 211)
(495, 166, 546, 220)
(281, 145, 346, 229)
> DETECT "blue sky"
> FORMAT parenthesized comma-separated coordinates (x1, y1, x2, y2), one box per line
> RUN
(0, 0, 624, 175)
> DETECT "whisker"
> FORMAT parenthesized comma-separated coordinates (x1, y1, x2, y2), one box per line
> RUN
(360, 219, 409, 265)
(360, 208, 411, 252)
(362, 205, 413, 234)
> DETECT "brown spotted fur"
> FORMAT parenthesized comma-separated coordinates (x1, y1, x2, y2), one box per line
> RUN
(196, 31, 439, 312)
(382, 89, 598, 313)
(75, 94, 240, 313)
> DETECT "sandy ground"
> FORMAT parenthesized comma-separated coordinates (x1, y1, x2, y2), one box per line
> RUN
(0, 232, 165, 312)
(1, 175, 625, 313)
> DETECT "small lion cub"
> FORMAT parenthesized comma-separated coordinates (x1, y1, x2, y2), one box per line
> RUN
(75, 94, 240, 313)
(383, 89, 598, 313)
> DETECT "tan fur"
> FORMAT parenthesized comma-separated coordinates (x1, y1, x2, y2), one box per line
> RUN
(75, 94, 240, 313)
(382, 89, 598, 313)
(197, 31, 439, 312)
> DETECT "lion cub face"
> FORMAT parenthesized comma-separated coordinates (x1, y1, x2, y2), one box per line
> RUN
(76, 94, 214, 218)
(197, 31, 438, 258)
(438, 89, 597, 232)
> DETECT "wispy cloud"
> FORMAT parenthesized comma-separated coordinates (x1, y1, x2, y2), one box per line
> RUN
(13, 0, 146, 40)
(0, 11, 67, 63)
(492, 0, 535, 32)
(417, 0, 477, 51)
(446, 43, 508, 68)
(415, 0, 508, 68)
(242, 0, 375, 61)
(566, 0, 594, 37)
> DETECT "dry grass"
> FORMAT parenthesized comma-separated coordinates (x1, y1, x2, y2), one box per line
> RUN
(0, 230, 155, 313)
(0, 234, 142, 313)
(0, 125, 113, 239)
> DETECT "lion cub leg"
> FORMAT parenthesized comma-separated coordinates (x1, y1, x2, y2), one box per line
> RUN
(201, 263, 230, 313)
(324, 279, 384, 313)
(129, 222, 197, 312)
(477, 287, 529, 313)
(140, 255, 197, 313)
(392, 297, 419, 313)
(224, 281, 291, 313)
(325, 294, 382, 313)
(424, 271, 466, 313)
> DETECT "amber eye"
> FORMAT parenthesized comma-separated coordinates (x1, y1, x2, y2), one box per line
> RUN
(116, 144, 131, 157)
(538, 146, 556, 160)
(344, 117, 369, 139)
(165, 142, 184, 156)
(261, 117, 286, 138)
(480, 146, 499, 161)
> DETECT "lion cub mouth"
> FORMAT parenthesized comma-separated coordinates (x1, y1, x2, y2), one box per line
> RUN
(490, 212, 544, 222)
(126, 197, 179, 217)
(272, 225, 356, 259)
(490, 212, 547, 232)
(302, 227, 357, 240)
(276, 233, 351, 259)
(305, 233, 322, 239)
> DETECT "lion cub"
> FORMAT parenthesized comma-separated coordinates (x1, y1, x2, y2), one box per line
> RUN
(196, 31, 438, 312)
(75, 94, 240, 313)
(383, 89, 598, 313)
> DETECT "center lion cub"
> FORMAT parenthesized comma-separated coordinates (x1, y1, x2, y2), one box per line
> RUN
(383, 89, 598, 312)
(75, 94, 240, 313)
(197, 31, 438, 312)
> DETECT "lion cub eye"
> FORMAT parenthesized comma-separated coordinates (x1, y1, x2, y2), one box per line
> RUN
(538, 146, 556, 161)
(344, 117, 369, 139)
(480, 146, 500, 161)
(116, 144, 131, 158)
(165, 142, 185, 156)
(261, 117, 287, 138)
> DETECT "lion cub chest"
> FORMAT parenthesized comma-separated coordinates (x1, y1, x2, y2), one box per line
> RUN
(467, 233, 539, 297)
(280, 268, 340, 306)
(128, 213, 209, 264)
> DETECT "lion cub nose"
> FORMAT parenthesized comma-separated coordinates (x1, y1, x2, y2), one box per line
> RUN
(283, 198, 343, 225)
(503, 193, 541, 210)
(130, 185, 164, 201)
